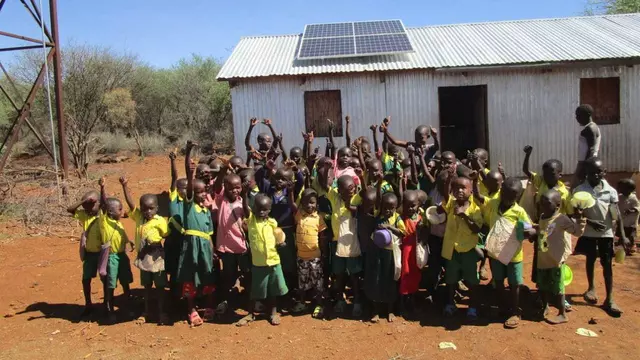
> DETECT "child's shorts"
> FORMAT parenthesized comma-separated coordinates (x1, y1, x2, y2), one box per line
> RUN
(537, 267, 564, 295)
(141, 270, 167, 288)
(330, 241, 363, 275)
(297, 258, 323, 293)
(82, 252, 100, 281)
(332, 255, 363, 276)
(106, 252, 133, 290)
(251, 264, 288, 300)
(490, 259, 523, 287)
(444, 249, 479, 286)
(574, 237, 613, 260)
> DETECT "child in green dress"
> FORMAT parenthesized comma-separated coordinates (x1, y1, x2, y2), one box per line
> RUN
(176, 141, 216, 327)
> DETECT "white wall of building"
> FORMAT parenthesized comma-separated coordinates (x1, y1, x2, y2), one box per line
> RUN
(230, 65, 640, 175)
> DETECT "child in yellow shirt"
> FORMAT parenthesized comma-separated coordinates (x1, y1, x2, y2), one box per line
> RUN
(98, 177, 134, 323)
(67, 190, 101, 317)
(438, 170, 483, 320)
(121, 176, 169, 325)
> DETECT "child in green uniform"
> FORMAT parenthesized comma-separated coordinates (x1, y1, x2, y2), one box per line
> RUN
(237, 193, 289, 326)
(167, 151, 187, 297)
(120, 176, 170, 325)
(475, 177, 535, 329)
(67, 190, 101, 317)
(536, 190, 586, 324)
(328, 175, 363, 318)
(438, 170, 483, 321)
(176, 141, 216, 327)
(98, 177, 134, 322)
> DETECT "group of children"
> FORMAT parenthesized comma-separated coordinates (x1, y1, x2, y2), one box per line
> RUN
(69, 107, 638, 329)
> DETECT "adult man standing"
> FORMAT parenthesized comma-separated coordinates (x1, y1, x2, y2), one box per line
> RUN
(574, 104, 601, 186)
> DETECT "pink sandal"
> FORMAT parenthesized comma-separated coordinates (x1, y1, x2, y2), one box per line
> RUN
(189, 311, 203, 327)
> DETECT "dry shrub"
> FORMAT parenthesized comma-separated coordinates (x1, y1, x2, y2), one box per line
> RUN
(0, 171, 97, 239)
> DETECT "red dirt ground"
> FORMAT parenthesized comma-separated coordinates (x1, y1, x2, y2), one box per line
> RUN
(1, 155, 640, 360)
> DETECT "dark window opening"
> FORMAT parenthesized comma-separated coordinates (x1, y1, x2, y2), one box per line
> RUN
(304, 90, 343, 137)
(580, 77, 620, 125)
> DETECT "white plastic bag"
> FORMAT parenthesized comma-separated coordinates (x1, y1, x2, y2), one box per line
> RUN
(391, 233, 402, 281)
(415, 240, 429, 269)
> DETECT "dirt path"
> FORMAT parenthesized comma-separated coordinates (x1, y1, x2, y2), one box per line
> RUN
(1, 156, 639, 360)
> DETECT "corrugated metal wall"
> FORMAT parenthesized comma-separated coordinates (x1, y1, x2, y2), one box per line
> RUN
(230, 65, 640, 175)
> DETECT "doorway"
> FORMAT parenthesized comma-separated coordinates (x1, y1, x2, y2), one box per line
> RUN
(438, 85, 488, 161)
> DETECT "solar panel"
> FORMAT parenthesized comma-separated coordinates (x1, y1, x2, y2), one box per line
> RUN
(354, 20, 404, 36)
(298, 37, 356, 59)
(297, 19, 413, 60)
(304, 23, 353, 38)
(356, 34, 413, 54)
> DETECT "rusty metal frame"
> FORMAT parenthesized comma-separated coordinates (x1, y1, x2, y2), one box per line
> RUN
(0, 0, 67, 179)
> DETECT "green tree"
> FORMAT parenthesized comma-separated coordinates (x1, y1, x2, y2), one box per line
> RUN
(585, 0, 640, 14)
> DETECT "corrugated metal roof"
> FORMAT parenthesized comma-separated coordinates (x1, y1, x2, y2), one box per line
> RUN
(217, 14, 640, 80)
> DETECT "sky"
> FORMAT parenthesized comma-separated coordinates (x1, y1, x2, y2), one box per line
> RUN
(1, 0, 588, 69)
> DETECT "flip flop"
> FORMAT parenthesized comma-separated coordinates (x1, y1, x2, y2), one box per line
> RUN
(583, 290, 598, 304)
(504, 314, 520, 329)
(312, 305, 324, 319)
(602, 301, 623, 317)
(235, 314, 255, 327)
(189, 311, 203, 327)
(269, 313, 281, 326)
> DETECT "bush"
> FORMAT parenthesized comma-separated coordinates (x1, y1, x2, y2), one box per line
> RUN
(94, 131, 166, 156)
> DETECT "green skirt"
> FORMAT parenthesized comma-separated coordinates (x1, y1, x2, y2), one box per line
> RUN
(364, 246, 397, 304)
(175, 235, 215, 288)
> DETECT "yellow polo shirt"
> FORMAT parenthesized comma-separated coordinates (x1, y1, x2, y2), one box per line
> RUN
(74, 209, 101, 253)
(295, 211, 327, 260)
(478, 168, 491, 196)
(128, 208, 169, 251)
(327, 188, 360, 241)
(247, 213, 280, 267)
(98, 210, 129, 254)
(482, 197, 532, 263)
(531, 172, 573, 215)
(442, 197, 483, 260)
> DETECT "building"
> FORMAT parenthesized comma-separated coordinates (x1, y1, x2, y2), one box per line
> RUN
(217, 14, 640, 174)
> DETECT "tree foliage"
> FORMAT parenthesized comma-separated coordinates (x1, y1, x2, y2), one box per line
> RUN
(585, 0, 640, 14)
(2, 44, 232, 176)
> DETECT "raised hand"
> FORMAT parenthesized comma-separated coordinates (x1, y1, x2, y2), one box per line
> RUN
(169, 151, 177, 161)
(407, 144, 415, 154)
(308, 131, 314, 144)
(523, 145, 533, 155)
(262, 118, 272, 126)
(370, 124, 378, 132)
(429, 126, 438, 137)
(98, 176, 106, 187)
(119, 176, 128, 185)
(186, 140, 198, 151)
(250, 117, 259, 126)
(327, 119, 334, 129)
(345, 115, 351, 124)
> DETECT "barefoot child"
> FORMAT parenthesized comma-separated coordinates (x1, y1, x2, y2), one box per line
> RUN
(573, 157, 628, 317)
(329, 175, 364, 317)
(475, 177, 534, 329)
(98, 177, 134, 322)
(536, 190, 586, 324)
(67, 190, 101, 317)
(290, 188, 328, 318)
(176, 141, 216, 327)
(120, 177, 170, 324)
(438, 171, 483, 320)
(236, 193, 289, 326)
(400, 190, 423, 316)
(617, 178, 639, 254)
